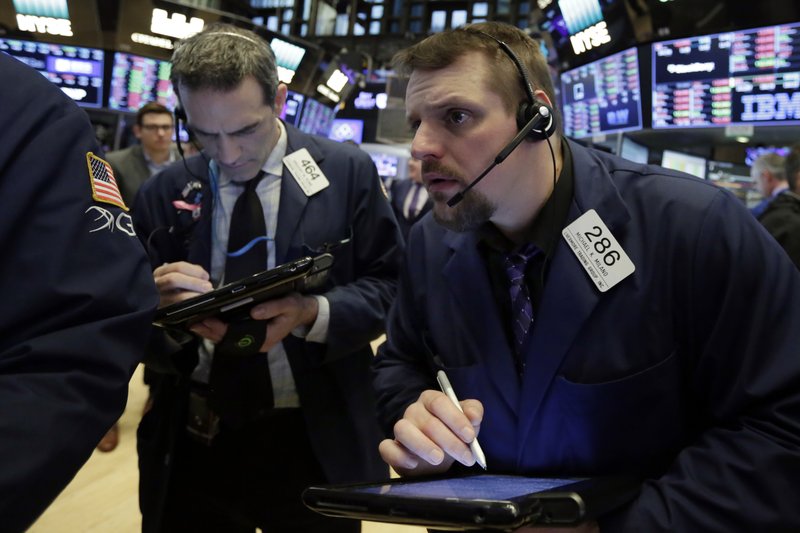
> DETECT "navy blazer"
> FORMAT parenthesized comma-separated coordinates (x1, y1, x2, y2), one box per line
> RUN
(374, 139, 800, 531)
(134, 123, 401, 530)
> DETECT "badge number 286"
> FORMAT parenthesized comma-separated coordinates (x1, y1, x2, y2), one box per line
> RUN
(562, 209, 635, 292)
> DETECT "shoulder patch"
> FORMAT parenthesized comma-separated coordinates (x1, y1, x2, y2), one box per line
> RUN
(86, 152, 128, 211)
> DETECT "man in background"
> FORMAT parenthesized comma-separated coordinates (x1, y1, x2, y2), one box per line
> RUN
(391, 157, 432, 240)
(106, 102, 179, 206)
(0, 53, 158, 531)
(751, 152, 800, 268)
(750, 150, 790, 218)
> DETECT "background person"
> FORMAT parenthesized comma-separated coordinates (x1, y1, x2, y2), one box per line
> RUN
(0, 53, 158, 531)
(751, 152, 800, 268)
(390, 157, 432, 241)
(372, 22, 800, 532)
(106, 102, 179, 206)
(133, 24, 401, 533)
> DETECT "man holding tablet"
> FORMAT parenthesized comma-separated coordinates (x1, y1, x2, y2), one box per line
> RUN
(133, 23, 401, 533)
(372, 22, 800, 531)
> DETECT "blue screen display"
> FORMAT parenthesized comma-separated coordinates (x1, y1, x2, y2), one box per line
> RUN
(560, 47, 642, 138)
(352, 475, 579, 501)
(0, 37, 104, 108)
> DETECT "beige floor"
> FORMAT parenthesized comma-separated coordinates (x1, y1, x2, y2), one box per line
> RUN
(28, 364, 424, 533)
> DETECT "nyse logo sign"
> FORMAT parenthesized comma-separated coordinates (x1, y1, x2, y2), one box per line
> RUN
(570, 21, 611, 55)
(740, 92, 800, 122)
(16, 14, 72, 36)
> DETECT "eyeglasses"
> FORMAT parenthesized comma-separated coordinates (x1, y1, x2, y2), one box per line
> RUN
(140, 124, 173, 132)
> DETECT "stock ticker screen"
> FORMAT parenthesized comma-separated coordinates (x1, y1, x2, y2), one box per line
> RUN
(109, 52, 177, 112)
(560, 47, 642, 139)
(0, 37, 104, 108)
(652, 22, 800, 128)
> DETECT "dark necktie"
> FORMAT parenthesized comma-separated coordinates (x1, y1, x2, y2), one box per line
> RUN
(209, 171, 274, 426)
(504, 243, 540, 359)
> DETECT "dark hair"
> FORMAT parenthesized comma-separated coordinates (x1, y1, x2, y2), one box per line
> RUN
(135, 102, 172, 126)
(170, 22, 279, 106)
(392, 21, 560, 133)
(786, 144, 800, 193)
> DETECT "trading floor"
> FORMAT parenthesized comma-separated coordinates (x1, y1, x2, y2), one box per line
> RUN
(28, 364, 424, 533)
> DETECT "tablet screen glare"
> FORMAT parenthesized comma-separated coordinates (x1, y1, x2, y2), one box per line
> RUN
(352, 475, 579, 500)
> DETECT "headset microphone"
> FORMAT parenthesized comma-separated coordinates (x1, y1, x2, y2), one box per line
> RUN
(447, 102, 553, 208)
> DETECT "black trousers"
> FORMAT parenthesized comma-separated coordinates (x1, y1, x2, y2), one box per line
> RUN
(160, 408, 360, 533)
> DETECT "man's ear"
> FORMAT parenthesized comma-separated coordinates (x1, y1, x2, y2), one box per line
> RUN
(273, 83, 288, 116)
(132, 124, 142, 141)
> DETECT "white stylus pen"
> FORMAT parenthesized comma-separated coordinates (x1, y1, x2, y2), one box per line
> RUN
(436, 370, 488, 470)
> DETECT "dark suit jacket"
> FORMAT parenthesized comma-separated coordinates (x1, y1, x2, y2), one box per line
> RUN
(106, 144, 179, 206)
(374, 139, 800, 531)
(0, 54, 158, 531)
(133, 123, 401, 531)
(390, 178, 432, 241)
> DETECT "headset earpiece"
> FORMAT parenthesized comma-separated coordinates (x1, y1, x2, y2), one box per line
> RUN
(517, 100, 556, 140)
(477, 30, 557, 141)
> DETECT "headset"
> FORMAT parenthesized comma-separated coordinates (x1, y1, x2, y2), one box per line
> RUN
(488, 35, 557, 141)
(447, 30, 557, 208)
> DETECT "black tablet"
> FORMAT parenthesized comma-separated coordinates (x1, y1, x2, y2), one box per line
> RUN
(154, 253, 334, 329)
(302, 473, 639, 531)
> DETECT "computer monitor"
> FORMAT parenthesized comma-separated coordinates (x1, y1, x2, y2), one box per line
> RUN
(271, 37, 306, 85)
(745, 146, 791, 166)
(369, 153, 400, 180)
(0, 37, 104, 108)
(652, 21, 800, 128)
(280, 90, 305, 127)
(297, 97, 335, 137)
(619, 137, 649, 164)
(560, 47, 643, 139)
(108, 52, 177, 112)
(707, 160, 761, 206)
(661, 150, 707, 179)
(328, 118, 364, 144)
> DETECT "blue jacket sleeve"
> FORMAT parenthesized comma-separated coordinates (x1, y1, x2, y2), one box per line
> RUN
(0, 54, 159, 531)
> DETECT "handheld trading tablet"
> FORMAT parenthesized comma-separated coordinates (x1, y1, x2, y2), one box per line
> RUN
(302, 474, 640, 531)
(153, 253, 334, 329)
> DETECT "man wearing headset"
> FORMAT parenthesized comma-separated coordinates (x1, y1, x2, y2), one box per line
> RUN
(373, 22, 800, 531)
(133, 23, 401, 532)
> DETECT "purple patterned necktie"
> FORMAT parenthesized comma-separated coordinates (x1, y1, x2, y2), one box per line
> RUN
(504, 243, 541, 353)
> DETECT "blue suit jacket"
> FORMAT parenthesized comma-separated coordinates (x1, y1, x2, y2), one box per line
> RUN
(374, 139, 800, 531)
(134, 123, 401, 530)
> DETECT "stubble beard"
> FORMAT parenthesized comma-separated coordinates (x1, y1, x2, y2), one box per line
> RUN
(430, 188, 494, 233)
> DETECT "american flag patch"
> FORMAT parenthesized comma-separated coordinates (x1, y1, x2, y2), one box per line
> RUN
(86, 152, 128, 211)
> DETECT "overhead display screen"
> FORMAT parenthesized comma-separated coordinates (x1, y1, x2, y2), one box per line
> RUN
(560, 47, 642, 138)
(652, 22, 800, 128)
(109, 52, 177, 112)
(0, 37, 104, 107)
